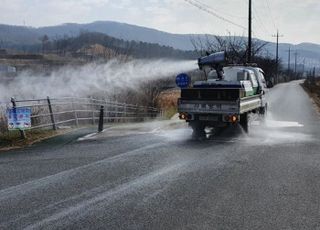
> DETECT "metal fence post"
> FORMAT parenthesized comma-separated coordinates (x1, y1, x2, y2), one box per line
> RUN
(98, 106, 104, 132)
(91, 97, 95, 125)
(71, 98, 79, 127)
(115, 101, 119, 123)
(124, 103, 127, 123)
(11, 97, 26, 139)
(47, 96, 57, 131)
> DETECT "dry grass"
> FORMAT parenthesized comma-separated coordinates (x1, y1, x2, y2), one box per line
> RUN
(0, 129, 67, 151)
(157, 89, 180, 119)
(302, 79, 320, 113)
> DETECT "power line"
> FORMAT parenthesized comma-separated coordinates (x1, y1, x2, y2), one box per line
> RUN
(192, 0, 247, 19)
(251, 26, 264, 39)
(252, 4, 272, 36)
(265, 0, 277, 30)
(183, 0, 247, 30)
(252, 16, 270, 38)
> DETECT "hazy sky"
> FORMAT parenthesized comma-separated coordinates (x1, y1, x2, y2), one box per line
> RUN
(1, 0, 319, 44)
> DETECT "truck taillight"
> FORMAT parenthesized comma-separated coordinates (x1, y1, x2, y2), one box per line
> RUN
(224, 115, 238, 123)
(179, 113, 191, 120)
(231, 115, 238, 123)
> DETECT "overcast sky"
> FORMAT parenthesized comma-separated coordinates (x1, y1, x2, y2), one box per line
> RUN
(1, 0, 319, 44)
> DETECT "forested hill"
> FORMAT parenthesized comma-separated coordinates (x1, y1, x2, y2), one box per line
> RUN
(42, 32, 198, 59)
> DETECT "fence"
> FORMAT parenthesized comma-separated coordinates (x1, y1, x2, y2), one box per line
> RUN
(0, 102, 7, 134)
(0, 97, 160, 135)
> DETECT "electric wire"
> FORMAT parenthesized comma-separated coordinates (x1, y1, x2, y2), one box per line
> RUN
(252, 4, 272, 36)
(183, 0, 247, 30)
(192, 0, 247, 19)
(265, 0, 277, 30)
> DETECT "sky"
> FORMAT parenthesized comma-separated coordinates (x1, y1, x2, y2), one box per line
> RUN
(1, 0, 320, 44)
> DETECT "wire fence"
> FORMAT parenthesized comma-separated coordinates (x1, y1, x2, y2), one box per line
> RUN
(0, 97, 161, 135)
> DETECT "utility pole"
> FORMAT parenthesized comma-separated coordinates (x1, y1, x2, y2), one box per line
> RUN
(294, 51, 298, 74)
(272, 30, 284, 84)
(287, 46, 291, 72)
(247, 0, 252, 63)
(285, 46, 291, 81)
(302, 58, 305, 77)
(313, 67, 316, 78)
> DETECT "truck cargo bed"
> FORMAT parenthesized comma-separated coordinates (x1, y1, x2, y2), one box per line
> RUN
(181, 88, 242, 101)
(178, 93, 262, 115)
(179, 87, 262, 115)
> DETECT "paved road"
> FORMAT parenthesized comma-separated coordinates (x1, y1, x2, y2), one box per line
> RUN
(1, 81, 320, 230)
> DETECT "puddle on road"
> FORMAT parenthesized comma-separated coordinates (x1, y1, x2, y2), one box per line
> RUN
(245, 114, 313, 145)
(245, 128, 313, 145)
(252, 120, 304, 128)
(77, 119, 190, 141)
(153, 127, 192, 141)
(77, 114, 314, 146)
(264, 120, 304, 128)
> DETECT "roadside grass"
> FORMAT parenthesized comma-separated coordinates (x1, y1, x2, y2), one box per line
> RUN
(302, 79, 320, 113)
(0, 129, 67, 151)
(157, 89, 180, 119)
(163, 107, 178, 119)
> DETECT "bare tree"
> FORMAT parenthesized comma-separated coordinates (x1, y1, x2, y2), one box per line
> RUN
(190, 34, 268, 64)
(39, 34, 49, 54)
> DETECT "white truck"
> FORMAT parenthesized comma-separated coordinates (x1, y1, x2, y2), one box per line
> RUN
(176, 52, 268, 137)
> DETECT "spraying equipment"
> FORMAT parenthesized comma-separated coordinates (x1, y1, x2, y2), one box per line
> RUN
(176, 51, 268, 136)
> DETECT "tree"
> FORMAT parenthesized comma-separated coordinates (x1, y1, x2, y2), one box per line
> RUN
(191, 34, 268, 64)
(190, 34, 282, 84)
(39, 34, 49, 54)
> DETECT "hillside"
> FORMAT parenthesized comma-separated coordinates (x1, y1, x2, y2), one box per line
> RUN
(0, 21, 320, 66)
(44, 32, 197, 59)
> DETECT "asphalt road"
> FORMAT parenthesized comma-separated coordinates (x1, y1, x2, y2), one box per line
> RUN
(1, 81, 320, 230)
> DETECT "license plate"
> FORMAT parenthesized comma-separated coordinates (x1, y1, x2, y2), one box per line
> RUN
(194, 104, 221, 111)
(199, 115, 219, 121)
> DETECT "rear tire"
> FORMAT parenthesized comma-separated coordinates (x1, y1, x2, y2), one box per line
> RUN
(240, 113, 249, 133)
(260, 104, 268, 117)
(190, 122, 206, 138)
(259, 104, 268, 125)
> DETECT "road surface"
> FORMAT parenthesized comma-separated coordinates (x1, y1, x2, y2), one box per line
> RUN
(1, 81, 320, 230)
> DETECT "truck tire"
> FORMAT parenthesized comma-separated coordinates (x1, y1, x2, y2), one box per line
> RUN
(240, 113, 249, 133)
(190, 122, 206, 138)
(260, 104, 268, 116)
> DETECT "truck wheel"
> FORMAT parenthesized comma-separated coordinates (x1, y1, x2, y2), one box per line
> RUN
(260, 104, 268, 116)
(213, 127, 223, 135)
(240, 113, 249, 133)
(190, 122, 206, 138)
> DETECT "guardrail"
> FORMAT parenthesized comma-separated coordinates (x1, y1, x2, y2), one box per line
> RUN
(0, 97, 161, 135)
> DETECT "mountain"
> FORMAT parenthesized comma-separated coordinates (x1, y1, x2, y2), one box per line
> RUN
(47, 32, 197, 59)
(0, 21, 198, 51)
(0, 21, 319, 67)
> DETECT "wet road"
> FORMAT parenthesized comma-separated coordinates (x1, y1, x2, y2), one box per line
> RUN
(1, 81, 320, 229)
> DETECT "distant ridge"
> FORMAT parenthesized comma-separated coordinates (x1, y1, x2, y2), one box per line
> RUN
(0, 21, 320, 67)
